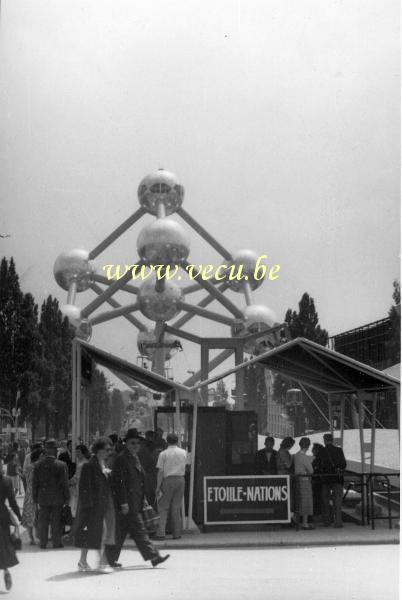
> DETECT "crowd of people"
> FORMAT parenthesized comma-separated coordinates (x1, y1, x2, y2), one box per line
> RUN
(255, 433, 347, 529)
(0, 429, 347, 591)
(0, 427, 188, 590)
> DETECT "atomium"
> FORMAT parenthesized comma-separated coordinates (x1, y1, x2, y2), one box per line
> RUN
(227, 249, 264, 292)
(54, 249, 95, 292)
(137, 329, 181, 361)
(138, 276, 184, 322)
(138, 169, 184, 216)
(137, 217, 190, 266)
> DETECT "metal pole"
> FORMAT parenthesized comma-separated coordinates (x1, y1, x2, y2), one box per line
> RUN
(67, 279, 77, 305)
(89, 207, 146, 259)
(71, 339, 77, 462)
(90, 283, 147, 331)
(174, 389, 181, 441)
(234, 344, 245, 410)
(299, 384, 331, 427)
(187, 390, 198, 529)
(328, 394, 334, 436)
(183, 348, 233, 387)
(89, 302, 140, 326)
(177, 207, 232, 261)
(81, 269, 134, 318)
(200, 345, 209, 405)
(396, 386, 400, 448)
(77, 343, 82, 443)
(370, 393, 377, 473)
(357, 393, 366, 474)
(176, 301, 237, 327)
(340, 395, 345, 449)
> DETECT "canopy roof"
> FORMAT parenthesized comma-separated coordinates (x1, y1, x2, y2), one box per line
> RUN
(192, 337, 400, 394)
(78, 340, 191, 394)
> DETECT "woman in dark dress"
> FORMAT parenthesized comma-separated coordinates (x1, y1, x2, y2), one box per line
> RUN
(312, 443, 325, 520)
(0, 472, 21, 590)
(74, 437, 115, 573)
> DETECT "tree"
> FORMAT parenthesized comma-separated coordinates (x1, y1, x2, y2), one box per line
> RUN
(110, 388, 125, 433)
(87, 368, 111, 436)
(35, 296, 74, 438)
(273, 293, 329, 433)
(0, 258, 40, 418)
(388, 279, 400, 365)
(244, 363, 268, 433)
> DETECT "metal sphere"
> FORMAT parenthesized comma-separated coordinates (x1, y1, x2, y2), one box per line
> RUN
(60, 304, 81, 328)
(137, 169, 184, 216)
(137, 218, 190, 266)
(231, 304, 278, 354)
(137, 329, 178, 360)
(227, 249, 264, 292)
(243, 304, 278, 333)
(138, 276, 184, 322)
(54, 249, 95, 292)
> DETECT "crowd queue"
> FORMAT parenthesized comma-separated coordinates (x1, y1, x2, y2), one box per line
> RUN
(255, 433, 347, 529)
(0, 428, 187, 590)
(0, 430, 347, 591)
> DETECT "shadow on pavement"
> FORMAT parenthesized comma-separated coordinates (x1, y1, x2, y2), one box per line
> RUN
(47, 565, 151, 582)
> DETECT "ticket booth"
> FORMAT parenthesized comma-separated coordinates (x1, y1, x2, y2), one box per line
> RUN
(154, 406, 258, 525)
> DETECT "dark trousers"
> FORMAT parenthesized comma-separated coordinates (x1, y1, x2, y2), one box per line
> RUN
(37, 504, 63, 547)
(321, 482, 343, 526)
(105, 512, 158, 565)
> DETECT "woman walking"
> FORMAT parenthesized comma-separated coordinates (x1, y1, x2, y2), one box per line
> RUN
(294, 437, 315, 529)
(69, 444, 90, 520)
(0, 470, 21, 590)
(74, 437, 115, 573)
(21, 448, 44, 545)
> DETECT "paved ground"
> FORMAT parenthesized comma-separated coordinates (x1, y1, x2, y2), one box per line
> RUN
(2, 544, 399, 600)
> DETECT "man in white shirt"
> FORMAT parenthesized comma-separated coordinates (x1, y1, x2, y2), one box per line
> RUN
(155, 432, 187, 540)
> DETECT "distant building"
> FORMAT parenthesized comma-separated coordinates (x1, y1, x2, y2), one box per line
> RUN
(329, 316, 400, 429)
(329, 316, 398, 371)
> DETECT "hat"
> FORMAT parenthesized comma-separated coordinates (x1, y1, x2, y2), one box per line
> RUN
(124, 428, 141, 441)
(44, 439, 58, 450)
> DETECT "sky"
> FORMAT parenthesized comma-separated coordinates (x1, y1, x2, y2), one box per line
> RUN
(0, 0, 400, 390)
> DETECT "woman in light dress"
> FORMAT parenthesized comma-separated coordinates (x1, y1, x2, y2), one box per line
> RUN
(21, 448, 44, 544)
(294, 437, 315, 530)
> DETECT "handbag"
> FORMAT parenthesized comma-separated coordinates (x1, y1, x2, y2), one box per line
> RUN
(142, 500, 160, 534)
(10, 529, 21, 551)
(60, 504, 73, 527)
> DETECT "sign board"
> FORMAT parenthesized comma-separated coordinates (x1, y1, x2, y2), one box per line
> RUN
(203, 475, 291, 525)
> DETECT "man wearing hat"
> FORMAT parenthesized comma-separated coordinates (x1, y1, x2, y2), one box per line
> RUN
(32, 439, 70, 549)
(110, 429, 169, 567)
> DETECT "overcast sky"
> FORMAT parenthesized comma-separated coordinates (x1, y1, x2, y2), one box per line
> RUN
(0, 0, 400, 388)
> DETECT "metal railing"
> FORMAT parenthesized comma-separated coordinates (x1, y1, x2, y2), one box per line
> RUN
(291, 471, 399, 531)
(366, 473, 400, 530)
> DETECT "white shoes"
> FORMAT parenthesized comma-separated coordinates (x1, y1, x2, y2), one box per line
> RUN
(78, 561, 92, 572)
(97, 564, 113, 574)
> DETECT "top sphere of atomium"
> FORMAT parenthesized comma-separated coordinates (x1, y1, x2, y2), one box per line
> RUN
(54, 249, 95, 292)
(227, 249, 264, 292)
(138, 169, 184, 216)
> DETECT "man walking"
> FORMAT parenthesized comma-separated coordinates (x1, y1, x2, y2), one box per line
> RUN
(32, 439, 70, 548)
(109, 429, 169, 567)
(155, 432, 187, 540)
(320, 433, 347, 528)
